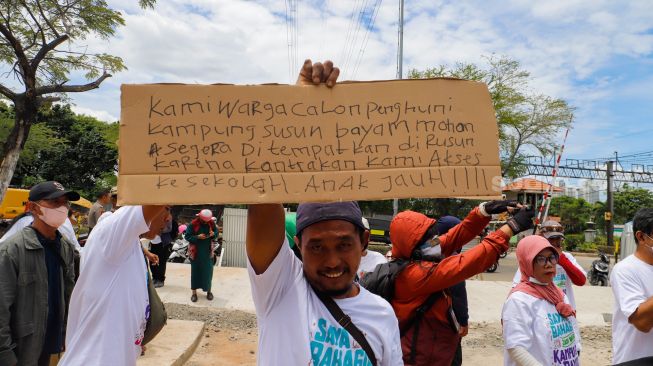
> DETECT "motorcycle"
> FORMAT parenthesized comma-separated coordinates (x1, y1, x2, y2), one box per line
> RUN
(588, 252, 610, 286)
(168, 237, 189, 263)
(486, 260, 499, 273)
(211, 237, 223, 265)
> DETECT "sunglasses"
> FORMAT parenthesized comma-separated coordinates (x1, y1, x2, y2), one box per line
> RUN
(542, 226, 564, 233)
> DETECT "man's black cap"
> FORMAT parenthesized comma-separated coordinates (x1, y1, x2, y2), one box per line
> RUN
(29, 181, 80, 202)
(296, 201, 366, 234)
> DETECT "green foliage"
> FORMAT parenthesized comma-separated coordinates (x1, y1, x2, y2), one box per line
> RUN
(409, 55, 574, 179)
(368, 244, 390, 255)
(547, 196, 594, 233)
(359, 198, 481, 219)
(563, 233, 584, 252)
(0, 1, 136, 89)
(2, 104, 117, 197)
(613, 184, 653, 223)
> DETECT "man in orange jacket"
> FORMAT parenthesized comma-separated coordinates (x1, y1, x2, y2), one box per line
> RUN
(389, 201, 535, 365)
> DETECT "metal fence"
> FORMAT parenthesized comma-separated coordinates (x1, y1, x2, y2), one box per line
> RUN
(221, 208, 248, 268)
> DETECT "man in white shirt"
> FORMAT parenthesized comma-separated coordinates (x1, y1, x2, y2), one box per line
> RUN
(610, 208, 653, 365)
(357, 217, 387, 279)
(512, 220, 586, 309)
(247, 62, 401, 364)
(60, 205, 171, 366)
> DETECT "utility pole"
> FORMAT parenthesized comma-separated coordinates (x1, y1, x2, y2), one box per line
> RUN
(606, 161, 615, 251)
(393, 0, 404, 217)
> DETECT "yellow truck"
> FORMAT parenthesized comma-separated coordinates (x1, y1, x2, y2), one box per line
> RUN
(0, 188, 29, 220)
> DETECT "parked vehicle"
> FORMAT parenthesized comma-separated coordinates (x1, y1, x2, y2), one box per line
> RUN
(588, 252, 610, 286)
(169, 238, 189, 263)
(486, 260, 499, 273)
(78, 233, 89, 247)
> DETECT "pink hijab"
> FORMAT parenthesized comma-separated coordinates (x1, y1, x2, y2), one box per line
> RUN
(509, 235, 575, 318)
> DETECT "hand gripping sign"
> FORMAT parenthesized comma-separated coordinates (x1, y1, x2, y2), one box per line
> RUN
(118, 78, 502, 205)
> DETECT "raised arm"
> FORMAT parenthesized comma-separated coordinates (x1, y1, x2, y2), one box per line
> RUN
(247, 59, 339, 275)
(246, 204, 286, 274)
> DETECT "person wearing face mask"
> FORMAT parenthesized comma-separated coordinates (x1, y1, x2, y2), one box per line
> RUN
(0, 181, 80, 366)
(610, 208, 653, 365)
(59, 203, 171, 366)
(502, 235, 581, 366)
(512, 220, 586, 310)
(386, 201, 534, 365)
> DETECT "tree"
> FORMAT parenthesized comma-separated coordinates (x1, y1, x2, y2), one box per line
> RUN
(613, 184, 653, 224)
(0, 103, 118, 197)
(0, 0, 154, 203)
(408, 56, 574, 178)
(547, 196, 594, 233)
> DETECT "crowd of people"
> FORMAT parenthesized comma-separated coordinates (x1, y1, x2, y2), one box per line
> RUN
(0, 61, 651, 366)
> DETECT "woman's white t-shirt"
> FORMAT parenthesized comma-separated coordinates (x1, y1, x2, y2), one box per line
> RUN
(248, 239, 403, 366)
(502, 291, 581, 366)
(610, 254, 653, 364)
(60, 206, 150, 366)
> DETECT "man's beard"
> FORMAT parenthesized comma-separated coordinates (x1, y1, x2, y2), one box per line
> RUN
(321, 283, 354, 298)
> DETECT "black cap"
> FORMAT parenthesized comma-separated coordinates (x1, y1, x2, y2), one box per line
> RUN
(296, 201, 366, 234)
(29, 181, 80, 202)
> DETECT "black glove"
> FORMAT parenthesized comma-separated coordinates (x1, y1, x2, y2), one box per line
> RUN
(481, 200, 520, 215)
(506, 206, 535, 234)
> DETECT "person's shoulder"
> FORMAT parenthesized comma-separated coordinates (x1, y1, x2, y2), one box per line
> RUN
(506, 290, 541, 305)
(0, 227, 32, 253)
(613, 255, 647, 276)
(358, 286, 394, 312)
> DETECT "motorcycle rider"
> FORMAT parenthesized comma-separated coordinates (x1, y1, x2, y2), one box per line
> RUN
(512, 220, 586, 309)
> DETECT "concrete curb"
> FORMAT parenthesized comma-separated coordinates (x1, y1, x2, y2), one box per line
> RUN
(137, 319, 206, 366)
(171, 321, 205, 366)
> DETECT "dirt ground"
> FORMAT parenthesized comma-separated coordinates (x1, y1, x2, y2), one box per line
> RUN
(166, 303, 613, 365)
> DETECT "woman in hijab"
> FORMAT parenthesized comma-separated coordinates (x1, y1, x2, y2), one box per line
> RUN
(502, 235, 581, 366)
(185, 209, 217, 302)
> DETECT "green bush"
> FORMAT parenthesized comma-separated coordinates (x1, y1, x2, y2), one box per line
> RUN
(564, 234, 584, 251)
(577, 241, 597, 252)
(368, 243, 391, 255)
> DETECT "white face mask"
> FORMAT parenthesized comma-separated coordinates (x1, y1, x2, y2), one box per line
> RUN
(419, 236, 442, 259)
(35, 203, 68, 228)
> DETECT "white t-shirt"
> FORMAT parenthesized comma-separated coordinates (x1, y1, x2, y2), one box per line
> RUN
(357, 250, 387, 280)
(60, 206, 150, 366)
(502, 291, 581, 366)
(0, 215, 81, 251)
(512, 251, 585, 309)
(610, 254, 653, 364)
(247, 239, 403, 366)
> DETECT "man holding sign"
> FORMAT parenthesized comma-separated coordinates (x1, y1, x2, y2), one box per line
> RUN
(246, 60, 402, 366)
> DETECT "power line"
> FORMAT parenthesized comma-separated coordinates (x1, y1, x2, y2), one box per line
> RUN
(351, 0, 383, 80)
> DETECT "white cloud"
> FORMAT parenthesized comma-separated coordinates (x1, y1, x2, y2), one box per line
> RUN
(69, 105, 118, 122)
(42, 0, 653, 159)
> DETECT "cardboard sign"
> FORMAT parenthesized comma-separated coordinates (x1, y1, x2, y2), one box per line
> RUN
(118, 79, 502, 204)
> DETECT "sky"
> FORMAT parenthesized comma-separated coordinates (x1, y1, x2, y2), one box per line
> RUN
(7, 0, 653, 168)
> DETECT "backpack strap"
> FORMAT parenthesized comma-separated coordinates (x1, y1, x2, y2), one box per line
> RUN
(402, 291, 443, 364)
(310, 285, 377, 366)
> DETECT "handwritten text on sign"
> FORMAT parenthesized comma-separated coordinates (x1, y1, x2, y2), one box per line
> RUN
(119, 79, 502, 204)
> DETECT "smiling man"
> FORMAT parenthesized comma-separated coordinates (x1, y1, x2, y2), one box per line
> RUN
(247, 201, 402, 365)
(0, 181, 79, 366)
